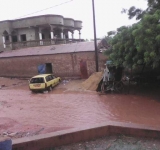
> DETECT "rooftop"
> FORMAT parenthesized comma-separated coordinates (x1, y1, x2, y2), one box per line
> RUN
(0, 42, 96, 58)
(0, 14, 82, 23)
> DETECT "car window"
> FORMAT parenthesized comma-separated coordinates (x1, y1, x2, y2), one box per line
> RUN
(45, 76, 50, 82)
(49, 75, 53, 80)
(51, 75, 55, 79)
(30, 77, 44, 83)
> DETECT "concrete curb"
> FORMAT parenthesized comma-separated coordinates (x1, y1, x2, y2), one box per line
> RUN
(12, 121, 160, 150)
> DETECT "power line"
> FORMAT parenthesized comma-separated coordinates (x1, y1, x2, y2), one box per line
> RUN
(16, 0, 73, 19)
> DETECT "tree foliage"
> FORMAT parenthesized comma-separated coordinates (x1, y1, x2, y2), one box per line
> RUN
(106, 0, 160, 69)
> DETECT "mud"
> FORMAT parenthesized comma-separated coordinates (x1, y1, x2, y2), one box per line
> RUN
(0, 77, 27, 89)
(0, 78, 160, 140)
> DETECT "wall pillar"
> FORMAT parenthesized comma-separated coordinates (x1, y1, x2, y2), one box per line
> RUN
(2, 36, 6, 48)
(63, 34, 66, 44)
(50, 31, 55, 44)
(61, 30, 64, 39)
(50, 31, 54, 39)
(79, 31, 81, 40)
(39, 32, 43, 45)
(66, 31, 69, 39)
(18, 35, 21, 42)
(72, 31, 74, 39)
(9, 35, 13, 50)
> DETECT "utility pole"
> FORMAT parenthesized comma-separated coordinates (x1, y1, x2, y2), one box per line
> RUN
(92, 0, 99, 72)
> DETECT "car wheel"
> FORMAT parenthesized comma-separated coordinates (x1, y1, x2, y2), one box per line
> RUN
(31, 90, 37, 93)
(48, 86, 52, 91)
(115, 82, 124, 93)
(52, 84, 54, 88)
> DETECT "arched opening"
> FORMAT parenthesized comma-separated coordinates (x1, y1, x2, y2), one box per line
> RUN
(68, 31, 72, 39)
(74, 30, 79, 39)
(41, 28, 50, 40)
(63, 29, 69, 40)
(54, 28, 62, 39)
(3, 30, 9, 43)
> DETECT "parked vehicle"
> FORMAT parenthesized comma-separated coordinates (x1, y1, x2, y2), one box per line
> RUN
(29, 74, 61, 92)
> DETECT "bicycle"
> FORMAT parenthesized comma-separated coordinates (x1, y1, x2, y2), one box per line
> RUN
(101, 77, 129, 93)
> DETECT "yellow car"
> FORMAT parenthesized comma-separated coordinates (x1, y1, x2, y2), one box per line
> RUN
(29, 74, 61, 92)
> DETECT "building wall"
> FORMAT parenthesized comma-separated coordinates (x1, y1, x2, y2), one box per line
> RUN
(0, 15, 82, 51)
(12, 16, 64, 29)
(0, 15, 82, 33)
(0, 21, 12, 35)
(18, 28, 36, 41)
(64, 18, 74, 28)
(0, 21, 12, 50)
(0, 52, 106, 78)
(0, 37, 4, 50)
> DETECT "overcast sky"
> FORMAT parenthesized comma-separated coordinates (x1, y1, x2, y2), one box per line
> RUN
(0, 0, 147, 39)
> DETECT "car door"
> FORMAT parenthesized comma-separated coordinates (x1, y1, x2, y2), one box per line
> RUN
(49, 75, 54, 87)
(45, 76, 50, 88)
(51, 75, 57, 86)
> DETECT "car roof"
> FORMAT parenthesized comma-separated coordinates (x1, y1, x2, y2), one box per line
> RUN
(31, 74, 53, 78)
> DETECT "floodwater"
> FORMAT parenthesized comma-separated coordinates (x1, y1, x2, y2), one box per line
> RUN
(0, 80, 160, 138)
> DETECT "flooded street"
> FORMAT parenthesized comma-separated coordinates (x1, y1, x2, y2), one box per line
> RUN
(0, 78, 160, 138)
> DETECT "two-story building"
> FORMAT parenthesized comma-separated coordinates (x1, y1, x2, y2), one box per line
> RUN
(0, 14, 82, 50)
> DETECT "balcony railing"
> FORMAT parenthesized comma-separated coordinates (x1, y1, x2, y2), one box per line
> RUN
(5, 39, 84, 50)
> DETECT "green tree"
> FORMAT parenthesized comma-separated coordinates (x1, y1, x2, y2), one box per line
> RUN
(106, 0, 160, 69)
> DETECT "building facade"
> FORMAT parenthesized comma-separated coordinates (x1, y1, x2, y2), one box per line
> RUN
(0, 14, 82, 50)
(0, 42, 107, 78)
(0, 52, 106, 79)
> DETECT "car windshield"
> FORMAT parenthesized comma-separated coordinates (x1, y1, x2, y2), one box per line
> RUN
(30, 77, 44, 83)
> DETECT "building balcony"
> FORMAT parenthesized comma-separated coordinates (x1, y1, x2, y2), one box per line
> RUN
(5, 39, 84, 50)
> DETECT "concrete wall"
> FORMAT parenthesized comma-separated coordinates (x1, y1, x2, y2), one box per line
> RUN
(0, 21, 12, 35)
(12, 121, 160, 150)
(0, 15, 82, 33)
(0, 15, 82, 51)
(18, 28, 36, 41)
(0, 52, 106, 78)
(74, 21, 82, 30)
(12, 16, 64, 29)
(0, 21, 12, 50)
(64, 18, 74, 27)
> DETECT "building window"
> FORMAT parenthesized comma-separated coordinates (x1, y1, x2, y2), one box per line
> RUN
(42, 34, 45, 39)
(21, 34, 27, 41)
(5, 36, 9, 41)
(49, 34, 51, 39)
(12, 35, 18, 43)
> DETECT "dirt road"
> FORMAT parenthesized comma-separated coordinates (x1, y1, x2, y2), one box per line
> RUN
(0, 77, 160, 139)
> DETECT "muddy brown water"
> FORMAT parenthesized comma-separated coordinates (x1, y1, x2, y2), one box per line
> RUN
(0, 81, 160, 139)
